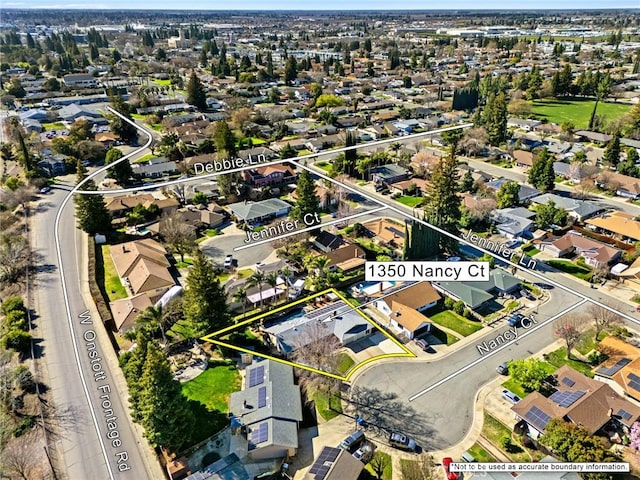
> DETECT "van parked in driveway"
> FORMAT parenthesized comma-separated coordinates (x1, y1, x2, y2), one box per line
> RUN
(339, 430, 365, 452)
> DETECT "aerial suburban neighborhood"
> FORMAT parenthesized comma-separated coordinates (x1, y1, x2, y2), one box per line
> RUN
(1, 5, 640, 480)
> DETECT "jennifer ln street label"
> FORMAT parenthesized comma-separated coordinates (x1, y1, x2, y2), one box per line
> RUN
(365, 261, 489, 282)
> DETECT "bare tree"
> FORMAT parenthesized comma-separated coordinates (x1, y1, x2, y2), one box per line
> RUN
(0, 234, 31, 288)
(554, 314, 585, 359)
(459, 126, 489, 157)
(0, 431, 45, 480)
(369, 451, 390, 479)
(587, 303, 622, 342)
(158, 212, 197, 262)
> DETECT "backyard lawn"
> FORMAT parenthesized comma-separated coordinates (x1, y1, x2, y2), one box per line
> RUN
(532, 99, 631, 130)
(181, 361, 241, 413)
(547, 259, 592, 281)
(313, 391, 342, 421)
(545, 347, 594, 377)
(430, 308, 483, 337)
(100, 245, 128, 301)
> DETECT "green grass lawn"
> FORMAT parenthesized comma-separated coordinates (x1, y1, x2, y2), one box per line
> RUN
(576, 330, 599, 355)
(482, 413, 529, 462)
(532, 99, 631, 130)
(336, 352, 355, 375)
(134, 153, 156, 163)
(430, 325, 460, 345)
(152, 79, 172, 87)
(430, 309, 483, 337)
(502, 360, 555, 398)
(521, 244, 540, 256)
(468, 443, 495, 462)
(545, 347, 594, 377)
(100, 245, 128, 301)
(396, 196, 424, 208)
(313, 390, 342, 421)
(181, 361, 241, 413)
(42, 121, 66, 131)
(365, 451, 392, 480)
(547, 259, 592, 281)
(316, 161, 332, 172)
(249, 137, 266, 145)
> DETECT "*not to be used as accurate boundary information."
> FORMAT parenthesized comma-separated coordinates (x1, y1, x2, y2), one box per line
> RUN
(451, 462, 630, 473)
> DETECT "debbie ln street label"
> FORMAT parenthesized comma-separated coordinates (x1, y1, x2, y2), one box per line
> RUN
(365, 261, 489, 282)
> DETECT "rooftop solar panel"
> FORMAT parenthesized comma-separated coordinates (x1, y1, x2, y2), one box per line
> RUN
(248, 365, 265, 387)
(597, 358, 632, 376)
(250, 422, 268, 445)
(309, 447, 341, 480)
(561, 377, 575, 387)
(258, 386, 267, 408)
(628, 372, 640, 383)
(524, 405, 551, 430)
(617, 409, 633, 421)
(549, 390, 585, 408)
(629, 380, 640, 391)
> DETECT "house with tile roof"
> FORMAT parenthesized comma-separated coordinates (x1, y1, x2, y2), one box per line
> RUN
(363, 217, 406, 251)
(373, 282, 441, 339)
(595, 171, 640, 200)
(242, 165, 297, 187)
(109, 293, 153, 332)
(512, 365, 640, 439)
(586, 211, 640, 243)
(594, 336, 640, 402)
(435, 269, 521, 310)
(539, 232, 621, 269)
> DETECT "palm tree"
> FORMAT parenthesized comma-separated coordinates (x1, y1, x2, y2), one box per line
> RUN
(135, 306, 167, 344)
(248, 270, 266, 307)
(266, 272, 279, 304)
(388, 142, 401, 158)
(233, 288, 249, 318)
(279, 266, 292, 298)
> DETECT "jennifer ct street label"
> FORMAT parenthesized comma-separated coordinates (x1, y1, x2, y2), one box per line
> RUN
(365, 261, 489, 282)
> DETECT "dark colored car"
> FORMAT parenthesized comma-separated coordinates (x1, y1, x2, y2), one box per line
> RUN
(415, 338, 429, 351)
(389, 432, 417, 451)
(507, 313, 525, 327)
(496, 361, 509, 375)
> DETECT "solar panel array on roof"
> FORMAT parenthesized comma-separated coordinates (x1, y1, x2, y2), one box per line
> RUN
(386, 226, 405, 238)
(250, 422, 268, 445)
(524, 405, 551, 431)
(617, 409, 633, 421)
(549, 390, 586, 408)
(306, 301, 347, 321)
(248, 365, 264, 387)
(308, 447, 341, 480)
(561, 377, 575, 387)
(628, 373, 640, 391)
(258, 386, 267, 408)
(597, 358, 632, 376)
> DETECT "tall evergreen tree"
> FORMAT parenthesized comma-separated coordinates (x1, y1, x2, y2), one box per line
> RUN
(291, 170, 320, 222)
(74, 159, 111, 234)
(182, 251, 230, 339)
(137, 341, 195, 451)
(603, 133, 621, 168)
(213, 120, 237, 158)
(284, 56, 298, 85)
(105, 147, 133, 185)
(185, 71, 207, 110)
(483, 92, 508, 146)
(108, 94, 138, 144)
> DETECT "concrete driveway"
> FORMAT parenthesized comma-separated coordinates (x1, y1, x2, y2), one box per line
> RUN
(199, 224, 275, 269)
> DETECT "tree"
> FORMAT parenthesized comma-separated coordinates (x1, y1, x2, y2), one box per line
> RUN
(279, 143, 297, 159)
(247, 270, 266, 307)
(315, 94, 343, 109)
(284, 55, 298, 85)
(554, 314, 585, 359)
(159, 212, 197, 262)
(105, 147, 133, 184)
(182, 251, 230, 338)
(369, 451, 390, 479)
(602, 132, 621, 168)
(508, 358, 550, 392)
(588, 303, 622, 343)
(528, 148, 555, 192)
(482, 92, 508, 146)
(0, 234, 31, 285)
(74, 161, 111, 235)
(423, 153, 461, 254)
(213, 119, 237, 158)
(136, 341, 195, 451)
(630, 421, 640, 452)
(185, 71, 207, 110)
(135, 306, 169, 344)
(0, 431, 44, 480)
(108, 94, 138, 144)
(534, 200, 568, 230)
(68, 119, 94, 142)
(496, 180, 520, 208)
(232, 288, 249, 318)
(291, 170, 320, 223)
(627, 147, 639, 164)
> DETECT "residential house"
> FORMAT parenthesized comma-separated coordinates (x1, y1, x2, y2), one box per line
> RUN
(512, 365, 640, 439)
(490, 208, 535, 239)
(242, 165, 297, 187)
(371, 164, 410, 185)
(313, 231, 348, 253)
(575, 130, 612, 144)
(229, 360, 303, 461)
(110, 238, 176, 301)
(507, 118, 541, 131)
(105, 193, 156, 218)
(305, 135, 339, 153)
(618, 256, 640, 292)
(374, 282, 441, 339)
(363, 217, 406, 250)
(322, 245, 367, 273)
(62, 73, 97, 88)
(393, 118, 421, 134)
(529, 193, 604, 222)
(485, 178, 540, 203)
(108, 293, 153, 332)
(594, 336, 640, 402)
(227, 199, 292, 224)
(595, 171, 640, 199)
(132, 158, 178, 178)
(304, 447, 363, 480)
(512, 150, 535, 169)
(57, 104, 103, 123)
(264, 300, 373, 355)
(586, 211, 640, 243)
(389, 177, 428, 196)
(435, 269, 521, 309)
(539, 232, 621, 269)
(176, 206, 225, 231)
(37, 154, 67, 177)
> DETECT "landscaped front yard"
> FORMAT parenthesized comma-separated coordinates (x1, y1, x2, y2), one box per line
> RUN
(545, 347, 594, 377)
(430, 308, 483, 337)
(100, 245, 128, 301)
(181, 361, 242, 413)
(313, 390, 343, 421)
(547, 259, 593, 281)
(395, 195, 424, 208)
(501, 360, 555, 399)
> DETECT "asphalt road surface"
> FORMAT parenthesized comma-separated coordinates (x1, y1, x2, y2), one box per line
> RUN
(31, 180, 158, 480)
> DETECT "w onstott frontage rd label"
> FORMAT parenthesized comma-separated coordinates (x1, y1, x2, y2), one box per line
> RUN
(365, 261, 489, 282)
(193, 153, 270, 174)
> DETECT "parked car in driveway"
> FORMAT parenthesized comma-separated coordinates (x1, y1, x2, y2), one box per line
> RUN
(496, 361, 509, 375)
(442, 457, 459, 480)
(389, 431, 417, 451)
(502, 389, 521, 404)
(415, 338, 429, 351)
(352, 443, 373, 463)
(339, 430, 365, 452)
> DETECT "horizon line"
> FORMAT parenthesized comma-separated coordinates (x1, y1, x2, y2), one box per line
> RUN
(2, 7, 638, 11)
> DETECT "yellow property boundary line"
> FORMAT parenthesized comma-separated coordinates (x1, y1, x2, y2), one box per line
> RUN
(200, 288, 415, 381)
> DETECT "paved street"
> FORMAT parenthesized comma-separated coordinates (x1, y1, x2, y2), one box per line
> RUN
(31, 179, 161, 479)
